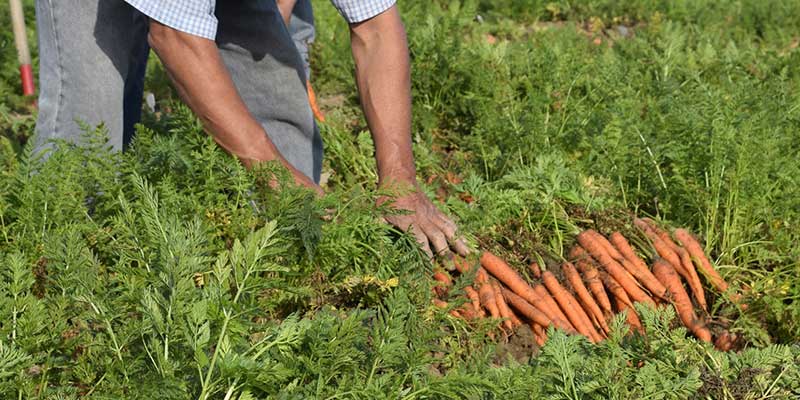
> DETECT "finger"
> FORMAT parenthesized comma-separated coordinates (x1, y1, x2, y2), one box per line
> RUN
(452, 238, 471, 257)
(433, 215, 471, 256)
(435, 214, 459, 238)
(421, 224, 451, 259)
(410, 224, 433, 259)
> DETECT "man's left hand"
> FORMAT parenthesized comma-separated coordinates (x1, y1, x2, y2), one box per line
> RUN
(380, 187, 471, 260)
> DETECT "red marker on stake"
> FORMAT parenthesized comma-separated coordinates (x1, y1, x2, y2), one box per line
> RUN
(10, 0, 36, 97)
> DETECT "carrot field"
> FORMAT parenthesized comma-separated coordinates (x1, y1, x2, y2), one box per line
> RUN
(1, 0, 799, 398)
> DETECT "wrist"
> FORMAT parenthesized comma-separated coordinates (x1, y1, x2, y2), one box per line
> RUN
(377, 168, 417, 190)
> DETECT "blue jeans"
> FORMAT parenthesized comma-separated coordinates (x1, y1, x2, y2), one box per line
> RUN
(34, 0, 321, 182)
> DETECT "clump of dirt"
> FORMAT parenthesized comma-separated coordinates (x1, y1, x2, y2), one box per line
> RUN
(567, 205, 639, 237)
(32, 257, 48, 298)
(698, 366, 762, 400)
(477, 218, 557, 275)
(494, 324, 540, 364)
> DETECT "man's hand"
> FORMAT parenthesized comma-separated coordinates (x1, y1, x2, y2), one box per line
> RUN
(147, 20, 321, 195)
(380, 185, 470, 259)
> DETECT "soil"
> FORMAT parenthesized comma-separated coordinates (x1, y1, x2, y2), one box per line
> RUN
(494, 324, 540, 364)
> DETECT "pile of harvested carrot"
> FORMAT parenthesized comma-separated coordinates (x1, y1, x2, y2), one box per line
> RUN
(431, 217, 743, 351)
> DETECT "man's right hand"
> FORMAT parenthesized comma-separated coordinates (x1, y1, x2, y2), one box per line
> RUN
(147, 20, 320, 195)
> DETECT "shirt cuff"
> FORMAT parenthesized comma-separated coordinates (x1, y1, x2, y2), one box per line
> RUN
(332, 0, 397, 24)
(126, 0, 218, 40)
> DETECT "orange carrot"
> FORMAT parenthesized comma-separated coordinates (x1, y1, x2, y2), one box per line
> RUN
(652, 259, 712, 342)
(464, 286, 485, 318)
(510, 313, 523, 328)
(562, 262, 610, 334)
(480, 252, 563, 323)
(542, 270, 602, 342)
(609, 231, 644, 265)
(432, 298, 462, 318)
(576, 232, 656, 306)
(634, 219, 682, 270)
(601, 272, 644, 333)
(568, 245, 587, 262)
(600, 272, 632, 307)
(432, 271, 453, 285)
(479, 282, 501, 323)
(635, 220, 699, 287)
(714, 331, 735, 352)
(574, 257, 613, 316)
(613, 292, 644, 334)
(529, 262, 542, 279)
(432, 271, 453, 297)
(306, 80, 325, 122)
(475, 267, 490, 284)
(453, 256, 473, 274)
(674, 246, 707, 311)
(636, 219, 706, 310)
(457, 303, 477, 319)
(493, 282, 515, 331)
(501, 288, 558, 330)
(673, 229, 730, 294)
(609, 232, 669, 300)
(533, 284, 573, 330)
(644, 220, 707, 309)
(584, 229, 625, 262)
(531, 323, 547, 346)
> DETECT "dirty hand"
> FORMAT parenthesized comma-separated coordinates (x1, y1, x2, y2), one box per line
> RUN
(380, 186, 470, 259)
(291, 169, 324, 197)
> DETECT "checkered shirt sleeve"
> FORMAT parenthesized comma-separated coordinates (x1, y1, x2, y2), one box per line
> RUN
(330, 0, 397, 23)
(125, 0, 217, 40)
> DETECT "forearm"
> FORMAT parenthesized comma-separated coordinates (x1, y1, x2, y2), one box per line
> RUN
(350, 6, 417, 188)
(349, 7, 470, 257)
(148, 21, 290, 169)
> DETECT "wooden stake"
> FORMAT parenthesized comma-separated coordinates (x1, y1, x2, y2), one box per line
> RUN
(10, 0, 35, 96)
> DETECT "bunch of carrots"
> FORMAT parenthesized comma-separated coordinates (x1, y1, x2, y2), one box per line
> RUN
(431, 217, 743, 351)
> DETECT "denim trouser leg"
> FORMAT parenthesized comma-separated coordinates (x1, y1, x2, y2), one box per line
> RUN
(288, 0, 315, 80)
(34, 0, 149, 153)
(216, 1, 322, 183)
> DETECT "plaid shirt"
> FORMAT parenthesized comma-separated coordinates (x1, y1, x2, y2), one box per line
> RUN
(126, 0, 397, 39)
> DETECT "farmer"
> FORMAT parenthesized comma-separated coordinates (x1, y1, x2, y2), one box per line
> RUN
(33, 0, 469, 259)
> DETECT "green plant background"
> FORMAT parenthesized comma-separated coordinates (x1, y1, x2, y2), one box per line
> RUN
(1, 0, 799, 398)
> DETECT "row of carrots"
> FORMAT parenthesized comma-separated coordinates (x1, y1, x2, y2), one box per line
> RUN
(432, 218, 742, 351)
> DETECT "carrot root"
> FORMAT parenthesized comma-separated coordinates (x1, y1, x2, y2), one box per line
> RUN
(432, 271, 453, 297)
(674, 228, 734, 299)
(573, 254, 614, 316)
(529, 262, 542, 279)
(601, 271, 644, 334)
(542, 270, 602, 343)
(577, 232, 655, 306)
(502, 288, 555, 329)
(481, 252, 566, 325)
(563, 262, 610, 335)
(609, 232, 669, 300)
(479, 282, 501, 320)
(464, 286, 485, 318)
(531, 323, 547, 346)
(493, 282, 516, 331)
(652, 259, 712, 343)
